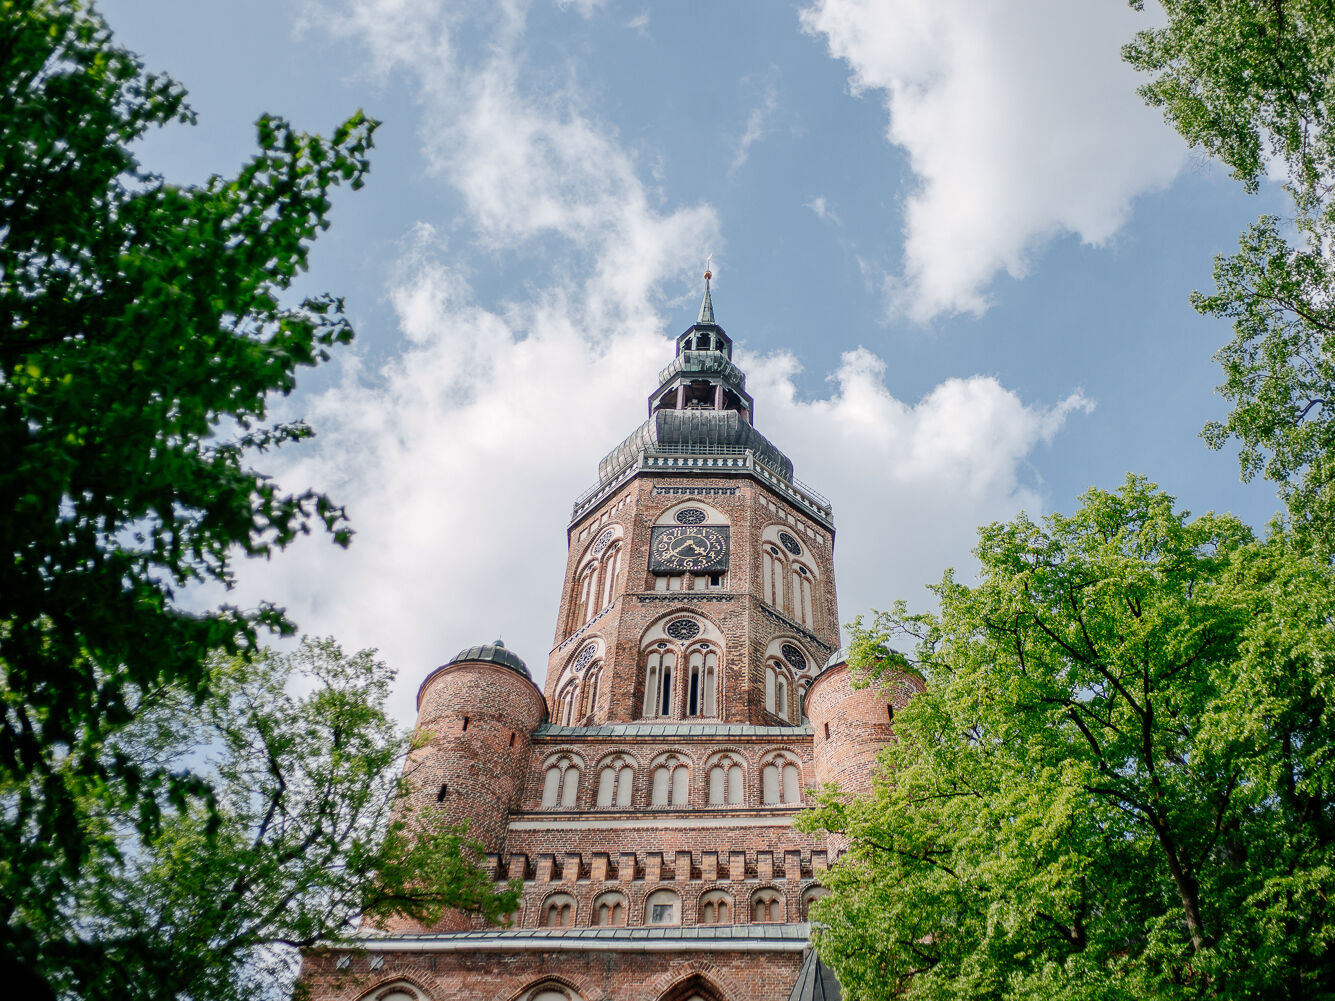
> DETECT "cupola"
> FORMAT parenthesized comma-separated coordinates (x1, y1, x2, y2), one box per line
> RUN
(647, 271, 755, 424)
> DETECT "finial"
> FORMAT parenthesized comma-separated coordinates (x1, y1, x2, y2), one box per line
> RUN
(697, 258, 716, 325)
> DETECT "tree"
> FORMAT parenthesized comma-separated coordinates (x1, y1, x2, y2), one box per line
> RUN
(800, 477, 1335, 1000)
(45, 638, 519, 1001)
(0, 0, 379, 989)
(1124, 2, 1335, 550)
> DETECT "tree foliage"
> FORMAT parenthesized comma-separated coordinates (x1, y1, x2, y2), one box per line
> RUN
(800, 477, 1335, 1000)
(1125, 1, 1335, 548)
(42, 638, 519, 1001)
(0, 0, 384, 990)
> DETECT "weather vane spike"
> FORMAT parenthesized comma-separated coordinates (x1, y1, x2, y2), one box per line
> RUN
(704, 253, 713, 283)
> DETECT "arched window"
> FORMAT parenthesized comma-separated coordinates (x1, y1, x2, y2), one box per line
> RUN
(571, 563, 598, 631)
(592, 891, 627, 926)
(801, 886, 829, 920)
(751, 889, 783, 923)
(761, 755, 802, 805)
(765, 662, 793, 721)
(541, 755, 581, 809)
(523, 987, 578, 1001)
(699, 889, 733, 924)
(792, 563, 814, 627)
(685, 644, 718, 717)
(543, 892, 576, 927)
(365, 984, 425, 1001)
(707, 754, 744, 806)
(558, 682, 579, 726)
(762, 545, 785, 610)
(651, 754, 689, 806)
(643, 645, 675, 718)
(596, 755, 634, 807)
(583, 662, 602, 718)
(599, 543, 622, 610)
(646, 888, 681, 925)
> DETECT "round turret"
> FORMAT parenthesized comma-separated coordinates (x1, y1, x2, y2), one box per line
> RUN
(409, 640, 547, 857)
(806, 648, 923, 794)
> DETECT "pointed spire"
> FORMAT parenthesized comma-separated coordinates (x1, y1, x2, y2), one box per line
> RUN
(697, 268, 715, 325)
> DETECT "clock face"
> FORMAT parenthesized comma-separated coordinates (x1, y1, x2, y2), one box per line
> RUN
(649, 525, 730, 573)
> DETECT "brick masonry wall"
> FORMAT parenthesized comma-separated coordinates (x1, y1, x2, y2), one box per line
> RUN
(406, 661, 548, 855)
(548, 474, 841, 728)
(301, 948, 807, 1001)
(805, 662, 924, 794)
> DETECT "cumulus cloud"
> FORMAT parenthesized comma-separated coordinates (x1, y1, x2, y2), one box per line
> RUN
(239, 0, 1093, 724)
(800, 0, 1186, 322)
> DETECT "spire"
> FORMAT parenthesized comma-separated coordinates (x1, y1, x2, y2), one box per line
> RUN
(697, 268, 715, 325)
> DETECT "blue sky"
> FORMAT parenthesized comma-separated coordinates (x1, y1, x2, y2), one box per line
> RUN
(100, 0, 1284, 719)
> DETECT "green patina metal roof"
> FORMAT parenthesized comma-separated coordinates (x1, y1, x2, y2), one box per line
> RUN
(697, 278, 715, 324)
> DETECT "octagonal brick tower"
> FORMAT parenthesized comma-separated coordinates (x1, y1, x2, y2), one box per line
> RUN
(304, 275, 919, 1001)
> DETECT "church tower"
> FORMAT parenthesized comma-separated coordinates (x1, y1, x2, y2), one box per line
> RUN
(302, 275, 922, 1001)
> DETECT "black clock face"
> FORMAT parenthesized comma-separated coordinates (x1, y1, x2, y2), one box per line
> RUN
(649, 525, 730, 572)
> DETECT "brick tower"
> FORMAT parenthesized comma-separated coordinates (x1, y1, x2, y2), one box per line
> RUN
(302, 276, 922, 1001)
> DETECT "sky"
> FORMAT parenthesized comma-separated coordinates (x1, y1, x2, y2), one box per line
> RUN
(100, 0, 1287, 723)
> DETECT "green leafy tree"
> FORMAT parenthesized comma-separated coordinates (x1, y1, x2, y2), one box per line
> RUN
(1125, 2, 1335, 549)
(49, 638, 518, 1001)
(800, 477, 1335, 1000)
(0, 0, 381, 990)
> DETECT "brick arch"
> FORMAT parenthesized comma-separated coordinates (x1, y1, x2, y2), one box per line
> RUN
(538, 748, 586, 770)
(655, 499, 730, 526)
(575, 522, 625, 569)
(642, 961, 741, 1001)
(352, 974, 441, 1001)
(492, 972, 603, 1001)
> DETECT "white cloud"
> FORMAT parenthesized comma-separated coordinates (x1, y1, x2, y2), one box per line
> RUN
(731, 78, 779, 172)
(239, 0, 1093, 725)
(626, 10, 649, 36)
(805, 195, 840, 225)
(800, 0, 1186, 322)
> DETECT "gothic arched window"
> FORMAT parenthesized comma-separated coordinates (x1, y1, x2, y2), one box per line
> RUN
(596, 755, 634, 807)
(542, 892, 576, 927)
(751, 888, 783, 923)
(541, 755, 580, 809)
(706, 754, 744, 806)
(650, 753, 689, 806)
(592, 891, 627, 926)
(699, 889, 733, 924)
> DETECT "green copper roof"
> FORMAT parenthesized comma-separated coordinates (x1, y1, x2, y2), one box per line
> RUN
(697, 277, 715, 324)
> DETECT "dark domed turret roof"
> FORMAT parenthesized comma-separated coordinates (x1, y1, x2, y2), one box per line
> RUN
(444, 639, 531, 680)
(820, 647, 849, 674)
(598, 409, 794, 485)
